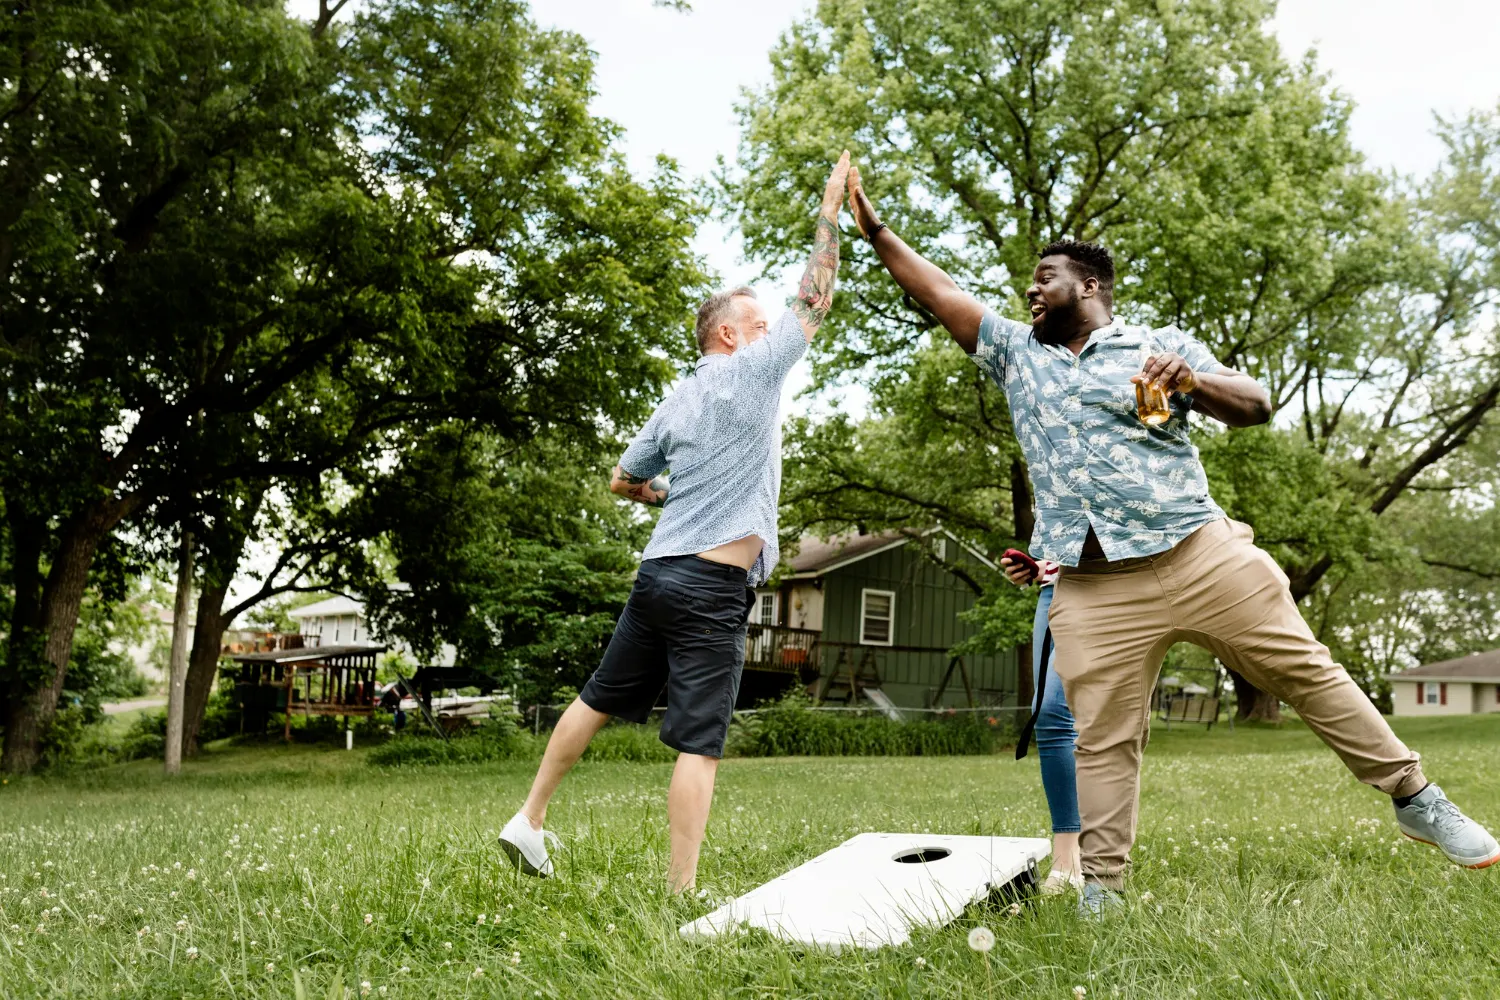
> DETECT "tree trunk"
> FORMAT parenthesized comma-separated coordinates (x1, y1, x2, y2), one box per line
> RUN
(164, 531, 195, 775)
(183, 576, 232, 756)
(1229, 668, 1282, 722)
(0, 500, 127, 773)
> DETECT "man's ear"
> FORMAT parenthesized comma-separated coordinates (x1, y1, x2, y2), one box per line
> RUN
(717, 322, 737, 350)
(1081, 276, 1099, 300)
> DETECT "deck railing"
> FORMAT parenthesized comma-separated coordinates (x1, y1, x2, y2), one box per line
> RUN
(744, 624, 821, 674)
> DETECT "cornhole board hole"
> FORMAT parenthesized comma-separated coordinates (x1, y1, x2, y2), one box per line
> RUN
(680, 833, 1050, 950)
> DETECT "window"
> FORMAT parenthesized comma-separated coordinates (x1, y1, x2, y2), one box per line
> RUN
(756, 592, 778, 626)
(1425, 683, 1439, 705)
(353, 618, 360, 643)
(334, 618, 342, 642)
(934, 538, 947, 561)
(860, 589, 895, 646)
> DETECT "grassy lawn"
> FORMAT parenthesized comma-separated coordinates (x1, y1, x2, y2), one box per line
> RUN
(3, 715, 1500, 999)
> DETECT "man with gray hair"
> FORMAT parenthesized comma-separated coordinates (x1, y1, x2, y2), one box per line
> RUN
(500, 152, 851, 893)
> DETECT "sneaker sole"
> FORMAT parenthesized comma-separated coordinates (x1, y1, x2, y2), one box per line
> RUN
(498, 836, 549, 877)
(1400, 831, 1500, 869)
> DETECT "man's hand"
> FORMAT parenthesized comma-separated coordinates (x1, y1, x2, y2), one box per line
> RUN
(1132, 353, 1198, 394)
(610, 466, 669, 508)
(848, 163, 882, 239)
(791, 150, 849, 340)
(820, 149, 850, 222)
(999, 556, 1036, 587)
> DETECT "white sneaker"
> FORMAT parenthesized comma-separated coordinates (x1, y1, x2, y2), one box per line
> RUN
(499, 811, 560, 877)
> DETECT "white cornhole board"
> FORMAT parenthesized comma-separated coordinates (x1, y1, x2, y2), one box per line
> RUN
(680, 833, 1050, 950)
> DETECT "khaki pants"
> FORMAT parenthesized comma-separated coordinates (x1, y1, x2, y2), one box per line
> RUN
(1048, 518, 1426, 889)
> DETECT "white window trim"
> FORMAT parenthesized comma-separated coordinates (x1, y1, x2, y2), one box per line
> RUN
(755, 591, 779, 626)
(859, 588, 896, 647)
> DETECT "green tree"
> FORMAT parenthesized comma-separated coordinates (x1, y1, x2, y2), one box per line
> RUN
(346, 427, 650, 705)
(728, 1, 1500, 717)
(0, 0, 706, 772)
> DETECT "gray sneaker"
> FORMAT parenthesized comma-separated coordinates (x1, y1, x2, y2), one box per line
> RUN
(1077, 881, 1124, 918)
(1394, 784, 1500, 869)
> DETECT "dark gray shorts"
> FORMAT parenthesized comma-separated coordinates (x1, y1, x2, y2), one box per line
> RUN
(580, 555, 754, 757)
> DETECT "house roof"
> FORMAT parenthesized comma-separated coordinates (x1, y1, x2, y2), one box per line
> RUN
(1387, 649, 1500, 683)
(228, 644, 385, 664)
(288, 595, 364, 619)
(785, 529, 998, 578)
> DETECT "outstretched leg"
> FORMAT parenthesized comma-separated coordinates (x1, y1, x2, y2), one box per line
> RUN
(520, 697, 611, 828)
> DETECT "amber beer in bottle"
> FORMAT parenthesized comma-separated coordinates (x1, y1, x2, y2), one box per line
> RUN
(1135, 346, 1171, 426)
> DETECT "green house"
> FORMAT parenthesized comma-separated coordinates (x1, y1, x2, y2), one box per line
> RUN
(738, 529, 1023, 712)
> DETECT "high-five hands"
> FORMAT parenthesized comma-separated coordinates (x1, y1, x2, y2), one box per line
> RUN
(822, 151, 851, 221)
(846, 162, 882, 239)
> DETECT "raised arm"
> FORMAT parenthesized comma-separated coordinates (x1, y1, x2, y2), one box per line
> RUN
(609, 466, 669, 508)
(848, 163, 987, 353)
(791, 151, 851, 342)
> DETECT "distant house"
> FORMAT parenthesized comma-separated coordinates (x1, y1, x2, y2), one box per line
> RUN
(1386, 650, 1500, 716)
(289, 595, 375, 647)
(739, 530, 1021, 711)
(286, 595, 457, 666)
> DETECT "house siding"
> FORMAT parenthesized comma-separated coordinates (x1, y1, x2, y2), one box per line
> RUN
(1390, 680, 1475, 717)
(815, 543, 1019, 709)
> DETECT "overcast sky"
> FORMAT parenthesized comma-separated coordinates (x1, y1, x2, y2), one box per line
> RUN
(538, 0, 1500, 298)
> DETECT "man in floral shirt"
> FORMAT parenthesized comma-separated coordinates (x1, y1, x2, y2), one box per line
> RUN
(847, 163, 1498, 909)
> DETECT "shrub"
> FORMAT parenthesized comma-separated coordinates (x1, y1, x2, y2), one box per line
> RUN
(580, 724, 677, 763)
(366, 711, 538, 768)
(730, 692, 1005, 758)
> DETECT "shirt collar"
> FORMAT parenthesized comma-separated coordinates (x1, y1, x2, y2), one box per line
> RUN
(696, 353, 729, 372)
(1082, 317, 1125, 353)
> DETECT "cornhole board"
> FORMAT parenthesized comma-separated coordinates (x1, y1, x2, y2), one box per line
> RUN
(680, 833, 1050, 950)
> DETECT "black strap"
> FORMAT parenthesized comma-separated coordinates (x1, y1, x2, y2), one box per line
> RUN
(1015, 627, 1053, 760)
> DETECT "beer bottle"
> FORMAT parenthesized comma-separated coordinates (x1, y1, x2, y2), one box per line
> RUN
(1135, 345, 1171, 427)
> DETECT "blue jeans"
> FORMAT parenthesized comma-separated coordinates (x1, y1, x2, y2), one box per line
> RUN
(1033, 585, 1080, 834)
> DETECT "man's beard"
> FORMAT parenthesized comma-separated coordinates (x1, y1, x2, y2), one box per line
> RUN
(1033, 288, 1082, 345)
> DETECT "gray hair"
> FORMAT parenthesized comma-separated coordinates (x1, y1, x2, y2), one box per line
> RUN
(694, 285, 756, 355)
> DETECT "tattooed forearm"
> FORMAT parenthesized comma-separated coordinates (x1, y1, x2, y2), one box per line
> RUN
(791, 215, 840, 336)
(612, 466, 670, 507)
(641, 476, 670, 508)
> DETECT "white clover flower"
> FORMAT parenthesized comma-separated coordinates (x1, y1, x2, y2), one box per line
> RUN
(360, 982, 372, 996)
(398, 966, 410, 974)
(185, 946, 199, 960)
(364, 913, 374, 925)
(266, 963, 275, 973)
(477, 914, 486, 925)
(605, 923, 616, 933)
(471, 967, 484, 979)
(914, 956, 926, 968)
(443, 941, 453, 951)
(1140, 891, 1154, 902)
(175, 919, 188, 932)
(1074, 988, 1087, 999)
(967, 926, 995, 953)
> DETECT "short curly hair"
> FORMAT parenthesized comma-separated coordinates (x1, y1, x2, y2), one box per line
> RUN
(1039, 239, 1114, 308)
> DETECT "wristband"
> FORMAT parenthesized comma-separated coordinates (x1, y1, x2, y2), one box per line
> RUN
(865, 222, 888, 242)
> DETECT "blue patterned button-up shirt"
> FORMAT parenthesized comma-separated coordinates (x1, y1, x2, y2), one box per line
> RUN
(619, 309, 806, 586)
(970, 311, 1231, 566)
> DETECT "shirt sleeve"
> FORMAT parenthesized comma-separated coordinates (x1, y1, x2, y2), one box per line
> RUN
(617, 410, 667, 480)
(968, 309, 1023, 386)
(1159, 326, 1230, 375)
